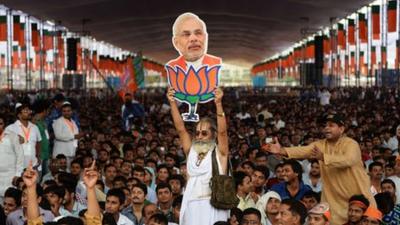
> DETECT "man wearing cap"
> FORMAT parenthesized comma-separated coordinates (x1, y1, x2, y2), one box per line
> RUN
(52, 102, 85, 167)
(264, 113, 375, 225)
(5, 103, 42, 168)
(361, 207, 382, 225)
(307, 202, 330, 225)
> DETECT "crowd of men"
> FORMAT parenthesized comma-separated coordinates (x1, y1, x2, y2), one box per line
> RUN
(0, 86, 398, 225)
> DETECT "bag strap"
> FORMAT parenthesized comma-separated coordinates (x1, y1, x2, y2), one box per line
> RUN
(212, 147, 232, 176)
(211, 147, 219, 177)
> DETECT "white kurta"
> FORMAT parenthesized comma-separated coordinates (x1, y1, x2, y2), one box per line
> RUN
(5, 120, 41, 167)
(179, 147, 229, 225)
(0, 132, 23, 200)
(52, 117, 79, 158)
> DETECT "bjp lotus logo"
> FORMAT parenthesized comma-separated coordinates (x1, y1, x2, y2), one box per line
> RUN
(166, 65, 221, 122)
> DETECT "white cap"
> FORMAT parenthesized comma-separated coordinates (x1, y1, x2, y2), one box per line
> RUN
(15, 102, 22, 110)
(62, 101, 72, 106)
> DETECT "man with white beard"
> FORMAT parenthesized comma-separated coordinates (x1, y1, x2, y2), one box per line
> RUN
(167, 86, 229, 225)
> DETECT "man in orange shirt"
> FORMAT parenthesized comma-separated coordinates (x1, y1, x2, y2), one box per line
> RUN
(264, 113, 375, 225)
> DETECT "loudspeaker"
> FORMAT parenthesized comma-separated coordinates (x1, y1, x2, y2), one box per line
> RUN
(73, 74, 84, 89)
(300, 63, 322, 86)
(62, 74, 84, 89)
(314, 36, 324, 68)
(62, 74, 73, 89)
(67, 38, 77, 71)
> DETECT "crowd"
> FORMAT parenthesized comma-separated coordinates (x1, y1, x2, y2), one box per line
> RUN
(0, 86, 397, 225)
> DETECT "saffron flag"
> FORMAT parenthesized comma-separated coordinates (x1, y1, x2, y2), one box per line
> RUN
(43, 30, 54, 50)
(348, 19, 355, 45)
(388, 0, 397, 33)
(372, 5, 380, 40)
(358, 13, 367, 43)
(337, 23, 345, 48)
(0, 16, 6, 41)
(13, 16, 20, 43)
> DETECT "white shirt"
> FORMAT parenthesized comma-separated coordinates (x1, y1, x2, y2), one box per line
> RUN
(236, 112, 251, 120)
(388, 136, 399, 151)
(272, 120, 285, 130)
(388, 175, 400, 204)
(319, 90, 331, 106)
(5, 120, 41, 167)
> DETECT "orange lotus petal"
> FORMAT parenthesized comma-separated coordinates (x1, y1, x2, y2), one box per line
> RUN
(166, 66, 179, 91)
(206, 66, 220, 93)
(176, 67, 186, 93)
(184, 66, 201, 95)
(197, 66, 208, 95)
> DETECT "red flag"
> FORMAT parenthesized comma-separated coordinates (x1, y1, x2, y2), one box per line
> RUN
(358, 13, 367, 43)
(372, 5, 380, 40)
(19, 22, 25, 47)
(43, 30, 54, 50)
(306, 41, 315, 59)
(388, 0, 397, 33)
(0, 16, 6, 41)
(348, 19, 355, 45)
(31, 23, 39, 49)
(337, 23, 345, 48)
(13, 16, 20, 43)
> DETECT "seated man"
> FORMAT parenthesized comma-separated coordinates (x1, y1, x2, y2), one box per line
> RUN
(303, 159, 322, 193)
(43, 185, 71, 217)
(361, 207, 382, 225)
(270, 160, 312, 201)
(276, 199, 307, 225)
(6, 183, 54, 225)
(343, 194, 370, 225)
(156, 183, 174, 222)
(234, 171, 256, 210)
(106, 188, 134, 225)
(252, 166, 269, 196)
(255, 191, 281, 225)
(3, 188, 22, 217)
(17, 162, 80, 225)
(148, 213, 168, 225)
(240, 208, 262, 225)
(301, 191, 320, 211)
(307, 202, 330, 225)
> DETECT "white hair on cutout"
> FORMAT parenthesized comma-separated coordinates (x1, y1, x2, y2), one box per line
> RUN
(172, 12, 208, 37)
(171, 12, 209, 56)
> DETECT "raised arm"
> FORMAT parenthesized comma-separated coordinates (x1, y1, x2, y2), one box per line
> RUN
(167, 87, 191, 155)
(83, 160, 101, 218)
(24, 161, 40, 221)
(214, 88, 228, 157)
(262, 137, 314, 159)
